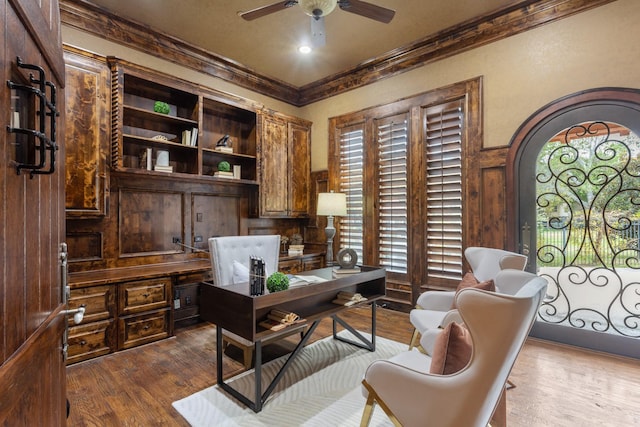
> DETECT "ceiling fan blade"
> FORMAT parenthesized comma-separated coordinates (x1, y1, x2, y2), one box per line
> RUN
(338, 0, 395, 24)
(310, 16, 326, 47)
(239, 1, 296, 21)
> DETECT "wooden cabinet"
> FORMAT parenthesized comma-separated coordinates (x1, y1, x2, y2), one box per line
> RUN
(66, 260, 210, 364)
(64, 47, 111, 217)
(259, 112, 311, 217)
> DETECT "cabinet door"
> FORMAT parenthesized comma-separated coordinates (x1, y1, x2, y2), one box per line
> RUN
(260, 115, 289, 216)
(64, 48, 111, 217)
(288, 121, 310, 217)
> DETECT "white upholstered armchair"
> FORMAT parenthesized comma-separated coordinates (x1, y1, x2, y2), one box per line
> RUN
(408, 247, 527, 349)
(361, 270, 547, 427)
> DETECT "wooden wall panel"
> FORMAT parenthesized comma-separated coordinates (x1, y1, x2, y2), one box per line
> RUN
(479, 166, 507, 249)
(66, 231, 103, 261)
(118, 189, 183, 256)
(192, 193, 240, 250)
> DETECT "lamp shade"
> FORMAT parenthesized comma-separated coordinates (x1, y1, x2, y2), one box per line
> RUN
(317, 192, 347, 216)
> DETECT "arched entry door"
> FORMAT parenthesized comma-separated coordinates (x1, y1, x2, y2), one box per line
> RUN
(507, 88, 640, 358)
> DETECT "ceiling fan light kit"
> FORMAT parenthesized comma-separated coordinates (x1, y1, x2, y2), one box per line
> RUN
(299, 0, 337, 18)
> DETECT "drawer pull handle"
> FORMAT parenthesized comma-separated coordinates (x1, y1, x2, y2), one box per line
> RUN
(80, 340, 87, 346)
(144, 324, 151, 330)
(143, 293, 150, 298)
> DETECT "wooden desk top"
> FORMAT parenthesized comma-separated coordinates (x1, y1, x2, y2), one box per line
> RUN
(200, 266, 386, 341)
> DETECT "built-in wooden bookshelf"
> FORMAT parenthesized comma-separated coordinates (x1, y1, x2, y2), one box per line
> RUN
(109, 58, 259, 185)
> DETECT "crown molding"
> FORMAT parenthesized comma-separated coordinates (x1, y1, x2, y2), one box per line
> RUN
(60, 0, 615, 107)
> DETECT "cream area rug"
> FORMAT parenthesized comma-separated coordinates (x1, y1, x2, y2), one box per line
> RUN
(172, 332, 407, 426)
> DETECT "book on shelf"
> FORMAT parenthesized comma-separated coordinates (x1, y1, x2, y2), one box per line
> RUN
(181, 129, 191, 146)
(332, 291, 367, 306)
(213, 171, 235, 178)
(258, 309, 304, 331)
(139, 147, 152, 170)
(214, 146, 233, 153)
(190, 127, 198, 147)
(153, 165, 173, 173)
(233, 165, 241, 179)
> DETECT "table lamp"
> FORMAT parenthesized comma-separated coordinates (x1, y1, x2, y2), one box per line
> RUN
(317, 191, 347, 266)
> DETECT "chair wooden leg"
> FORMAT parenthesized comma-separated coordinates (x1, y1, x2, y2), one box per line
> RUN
(408, 328, 420, 350)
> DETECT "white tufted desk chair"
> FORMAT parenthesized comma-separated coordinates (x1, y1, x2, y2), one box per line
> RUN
(208, 235, 301, 369)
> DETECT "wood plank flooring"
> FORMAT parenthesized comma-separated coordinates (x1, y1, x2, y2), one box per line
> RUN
(65, 307, 640, 426)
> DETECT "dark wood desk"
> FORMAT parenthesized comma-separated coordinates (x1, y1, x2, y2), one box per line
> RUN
(200, 266, 386, 412)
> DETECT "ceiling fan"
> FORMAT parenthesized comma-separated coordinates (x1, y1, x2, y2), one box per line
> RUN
(239, 0, 395, 46)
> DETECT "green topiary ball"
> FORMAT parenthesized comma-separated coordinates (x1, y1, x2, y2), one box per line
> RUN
(266, 272, 289, 293)
(218, 161, 231, 172)
(153, 101, 170, 114)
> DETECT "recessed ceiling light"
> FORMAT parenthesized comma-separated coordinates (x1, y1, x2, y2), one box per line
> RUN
(298, 45, 312, 54)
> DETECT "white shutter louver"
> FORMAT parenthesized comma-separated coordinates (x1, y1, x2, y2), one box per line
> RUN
(338, 126, 364, 263)
(424, 101, 464, 281)
(377, 117, 408, 273)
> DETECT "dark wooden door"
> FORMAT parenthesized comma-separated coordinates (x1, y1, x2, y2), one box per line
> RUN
(0, 0, 67, 424)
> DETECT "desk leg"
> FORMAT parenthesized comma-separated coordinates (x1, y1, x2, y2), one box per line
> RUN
(332, 302, 377, 351)
(217, 321, 320, 413)
(216, 326, 223, 385)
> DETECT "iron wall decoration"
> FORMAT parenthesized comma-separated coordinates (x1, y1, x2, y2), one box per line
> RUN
(6, 56, 59, 177)
(535, 121, 640, 338)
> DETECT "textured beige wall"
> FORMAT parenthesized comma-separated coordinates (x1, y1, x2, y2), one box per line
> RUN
(63, 0, 638, 173)
(301, 0, 640, 170)
(61, 27, 301, 117)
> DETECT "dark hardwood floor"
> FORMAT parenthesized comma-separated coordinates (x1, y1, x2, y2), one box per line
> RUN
(66, 306, 640, 426)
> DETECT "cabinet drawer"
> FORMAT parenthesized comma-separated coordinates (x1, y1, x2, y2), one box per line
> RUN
(69, 284, 116, 326)
(119, 277, 171, 315)
(278, 259, 301, 274)
(118, 309, 170, 350)
(67, 319, 115, 364)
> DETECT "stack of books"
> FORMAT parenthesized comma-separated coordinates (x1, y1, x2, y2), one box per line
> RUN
(288, 244, 304, 256)
(214, 146, 233, 153)
(332, 266, 361, 276)
(258, 309, 303, 331)
(249, 256, 266, 296)
(332, 291, 368, 306)
(213, 170, 234, 178)
(181, 128, 198, 146)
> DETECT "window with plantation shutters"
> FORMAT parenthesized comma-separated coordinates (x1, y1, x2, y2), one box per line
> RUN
(424, 100, 464, 281)
(376, 115, 408, 273)
(337, 125, 364, 263)
(329, 79, 479, 306)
